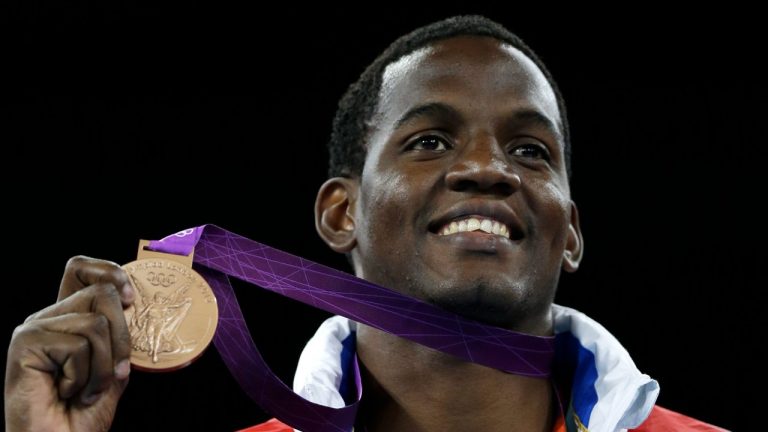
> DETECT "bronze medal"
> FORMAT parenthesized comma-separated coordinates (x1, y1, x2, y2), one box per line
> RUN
(122, 241, 218, 372)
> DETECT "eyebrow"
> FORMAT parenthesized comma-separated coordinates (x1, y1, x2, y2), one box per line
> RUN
(394, 102, 461, 130)
(393, 101, 563, 141)
(508, 109, 564, 142)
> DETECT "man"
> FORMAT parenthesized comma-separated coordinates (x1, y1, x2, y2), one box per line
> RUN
(5, 15, 724, 431)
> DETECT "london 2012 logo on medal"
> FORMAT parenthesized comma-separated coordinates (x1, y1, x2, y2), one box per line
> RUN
(122, 258, 218, 372)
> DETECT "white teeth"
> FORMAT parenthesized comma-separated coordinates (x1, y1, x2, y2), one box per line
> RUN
(492, 221, 501, 235)
(458, 220, 467, 232)
(437, 216, 511, 238)
(479, 219, 492, 233)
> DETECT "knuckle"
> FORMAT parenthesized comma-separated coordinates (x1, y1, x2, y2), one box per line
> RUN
(23, 300, 62, 323)
(10, 323, 33, 344)
(23, 311, 39, 323)
(7, 325, 41, 365)
(12, 318, 51, 341)
(73, 335, 90, 353)
(99, 259, 124, 276)
(100, 258, 124, 272)
(92, 283, 109, 295)
(94, 313, 110, 328)
(68, 256, 124, 282)
(102, 262, 131, 289)
(93, 282, 119, 300)
(89, 313, 111, 334)
(65, 255, 90, 270)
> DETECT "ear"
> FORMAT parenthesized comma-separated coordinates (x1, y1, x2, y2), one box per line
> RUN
(315, 177, 358, 253)
(562, 201, 584, 273)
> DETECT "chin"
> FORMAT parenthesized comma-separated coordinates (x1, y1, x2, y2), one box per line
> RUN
(422, 278, 551, 332)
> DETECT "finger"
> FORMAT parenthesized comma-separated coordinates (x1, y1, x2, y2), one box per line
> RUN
(5, 315, 132, 432)
(10, 313, 113, 402)
(7, 321, 90, 400)
(29, 283, 132, 382)
(36, 313, 115, 402)
(59, 255, 134, 306)
(57, 334, 92, 400)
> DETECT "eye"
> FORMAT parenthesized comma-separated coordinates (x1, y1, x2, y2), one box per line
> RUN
(404, 135, 451, 152)
(510, 143, 550, 161)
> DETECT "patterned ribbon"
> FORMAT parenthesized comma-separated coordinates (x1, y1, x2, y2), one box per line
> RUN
(149, 225, 555, 431)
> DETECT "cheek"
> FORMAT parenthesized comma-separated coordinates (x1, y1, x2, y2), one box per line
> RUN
(358, 172, 412, 252)
(527, 180, 571, 248)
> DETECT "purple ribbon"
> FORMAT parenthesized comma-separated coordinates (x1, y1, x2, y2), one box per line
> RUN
(149, 225, 554, 431)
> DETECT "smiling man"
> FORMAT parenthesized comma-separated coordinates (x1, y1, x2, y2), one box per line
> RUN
(5, 15, 724, 432)
(310, 35, 573, 431)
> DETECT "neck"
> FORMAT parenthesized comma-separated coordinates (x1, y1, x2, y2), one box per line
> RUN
(355, 324, 556, 432)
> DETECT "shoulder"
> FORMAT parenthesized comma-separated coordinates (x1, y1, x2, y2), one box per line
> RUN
(237, 418, 293, 432)
(631, 405, 728, 431)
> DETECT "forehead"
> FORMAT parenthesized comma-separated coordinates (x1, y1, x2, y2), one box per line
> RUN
(375, 36, 561, 136)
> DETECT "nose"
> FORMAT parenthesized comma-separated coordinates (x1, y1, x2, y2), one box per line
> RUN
(444, 136, 521, 196)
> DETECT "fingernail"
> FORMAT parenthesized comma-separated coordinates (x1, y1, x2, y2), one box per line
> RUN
(81, 392, 101, 405)
(114, 359, 131, 380)
(122, 283, 135, 302)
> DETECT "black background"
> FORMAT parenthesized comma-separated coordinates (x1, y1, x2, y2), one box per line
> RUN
(4, 3, 762, 431)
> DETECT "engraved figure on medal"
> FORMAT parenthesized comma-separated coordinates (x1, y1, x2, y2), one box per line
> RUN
(122, 242, 218, 372)
(127, 274, 195, 363)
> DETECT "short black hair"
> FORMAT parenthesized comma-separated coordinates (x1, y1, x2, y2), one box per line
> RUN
(328, 15, 571, 179)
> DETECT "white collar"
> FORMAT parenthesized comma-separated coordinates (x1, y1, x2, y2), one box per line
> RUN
(293, 304, 659, 432)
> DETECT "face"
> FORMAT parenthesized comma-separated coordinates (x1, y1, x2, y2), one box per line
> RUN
(344, 36, 582, 333)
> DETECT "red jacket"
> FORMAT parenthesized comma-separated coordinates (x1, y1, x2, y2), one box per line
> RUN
(241, 406, 725, 431)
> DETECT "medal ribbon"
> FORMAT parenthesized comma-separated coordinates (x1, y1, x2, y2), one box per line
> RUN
(149, 225, 554, 431)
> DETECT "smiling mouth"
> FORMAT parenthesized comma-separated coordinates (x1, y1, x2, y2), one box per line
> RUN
(434, 216, 514, 239)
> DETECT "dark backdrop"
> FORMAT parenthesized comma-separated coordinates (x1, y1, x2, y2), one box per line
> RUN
(5, 4, 762, 431)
